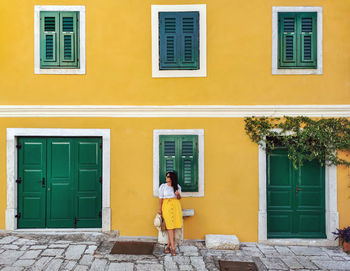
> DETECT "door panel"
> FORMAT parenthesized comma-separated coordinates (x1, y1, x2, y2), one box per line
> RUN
(47, 138, 75, 227)
(75, 138, 102, 228)
(17, 138, 46, 228)
(267, 148, 325, 238)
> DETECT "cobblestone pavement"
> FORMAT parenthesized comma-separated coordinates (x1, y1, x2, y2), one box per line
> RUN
(0, 233, 349, 271)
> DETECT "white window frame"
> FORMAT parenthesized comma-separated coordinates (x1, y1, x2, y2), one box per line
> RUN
(153, 129, 204, 197)
(34, 5, 86, 75)
(272, 6, 323, 75)
(151, 5, 207, 78)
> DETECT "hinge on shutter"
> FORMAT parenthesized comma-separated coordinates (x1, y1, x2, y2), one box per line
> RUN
(16, 144, 22, 149)
(16, 177, 22, 184)
(99, 177, 102, 184)
(15, 213, 21, 219)
(99, 211, 102, 218)
(74, 218, 78, 228)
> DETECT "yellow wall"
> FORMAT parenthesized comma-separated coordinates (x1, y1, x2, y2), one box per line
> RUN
(0, 0, 350, 105)
(0, 118, 349, 241)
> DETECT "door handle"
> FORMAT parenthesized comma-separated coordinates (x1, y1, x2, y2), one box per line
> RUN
(296, 185, 302, 195)
(42, 177, 45, 188)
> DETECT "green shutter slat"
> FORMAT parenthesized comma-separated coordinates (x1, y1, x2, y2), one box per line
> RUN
(40, 12, 60, 68)
(59, 12, 79, 68)
(159, 12, 199, 70)
(278, 12, 317, 69)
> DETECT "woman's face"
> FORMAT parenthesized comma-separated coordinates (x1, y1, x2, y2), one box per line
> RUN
(166, 174, 172, 185)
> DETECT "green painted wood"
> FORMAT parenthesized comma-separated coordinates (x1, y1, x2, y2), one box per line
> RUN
(159, 12, 199, 70)
(74, 138, 102, 228)
(18, 137, 101, 228)
(159, 135, 198, 192)
(298, 13, 317, 67)
(46, 138, 75, 228)
(40, 11, 60, 68)
(267, 148, 326, 238)
(59, 12, 79, 68)
(278, 12, 317, 69)
(17, 138, 47, 228)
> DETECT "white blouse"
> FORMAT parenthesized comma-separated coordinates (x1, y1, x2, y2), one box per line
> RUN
(159, 183, 182, 199)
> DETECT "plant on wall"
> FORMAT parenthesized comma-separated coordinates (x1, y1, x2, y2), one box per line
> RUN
(244, 116, 350, 169)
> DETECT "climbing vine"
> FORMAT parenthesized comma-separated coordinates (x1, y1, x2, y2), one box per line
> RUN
(244, 116, 350, 169)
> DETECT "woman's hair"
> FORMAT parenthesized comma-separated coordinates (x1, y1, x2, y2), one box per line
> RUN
(166, 171, 179, 193)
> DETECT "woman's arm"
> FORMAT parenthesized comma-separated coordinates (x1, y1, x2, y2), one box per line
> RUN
(158, 198, 163, 214)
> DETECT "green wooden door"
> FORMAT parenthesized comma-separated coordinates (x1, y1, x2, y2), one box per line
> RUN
(17, 138, 47, 228)
(46, 138, 75, 228)
(267, 148, 326, 238)
(17, 137, 102, 228)
(74, 138, 102, 228)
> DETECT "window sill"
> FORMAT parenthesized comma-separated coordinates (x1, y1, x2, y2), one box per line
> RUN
(272, 68, 322, 75)
(152, 69, 206, 78)
(35, 68, 85, 75)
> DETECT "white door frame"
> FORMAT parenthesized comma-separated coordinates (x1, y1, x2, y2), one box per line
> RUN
(258, 143, 339, 246)
(5, 128, 111, 232)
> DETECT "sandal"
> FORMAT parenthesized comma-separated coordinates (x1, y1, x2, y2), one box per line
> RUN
(164, 246, 170, 254)
(170, 247, 176, 256)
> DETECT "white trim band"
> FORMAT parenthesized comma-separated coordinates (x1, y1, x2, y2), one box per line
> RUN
(0, 105, 349, 117)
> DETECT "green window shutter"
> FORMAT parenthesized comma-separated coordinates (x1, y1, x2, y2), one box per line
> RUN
(278, 12, 317, 69)
(59, 12, 79, 68)
(278, 13, 297, 68)
(159, 135, 198, 192)
(159, 136, 177, 186)
(179, 135, 198, 192)
(159, 12, 199, 70)
(40, 11, 60, 68)
(298, 13, 317, 68)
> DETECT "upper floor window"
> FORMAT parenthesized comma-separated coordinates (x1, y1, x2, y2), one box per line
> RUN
(152, 5, 207, 78)
(159, 12, 199, 70)
(278, 12, 317, 69)
(40, 11, 80, 69)
(34, 6, 86, 74)
(272, 7, 322, 75)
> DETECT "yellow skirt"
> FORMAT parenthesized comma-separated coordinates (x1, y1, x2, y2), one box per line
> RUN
(162, 198, 183, 230)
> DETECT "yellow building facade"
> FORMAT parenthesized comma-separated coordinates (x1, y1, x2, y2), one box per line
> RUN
(0, 0, 349, 244)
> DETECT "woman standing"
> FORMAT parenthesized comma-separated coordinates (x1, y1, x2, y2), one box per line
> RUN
(158, 171, 183, 256)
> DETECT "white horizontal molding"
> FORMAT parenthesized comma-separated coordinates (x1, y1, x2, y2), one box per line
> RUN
(0, 105, 349, 117)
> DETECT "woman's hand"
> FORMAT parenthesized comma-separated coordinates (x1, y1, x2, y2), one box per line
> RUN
(158, 209, 162, 215)
(175, 190, 181, 199)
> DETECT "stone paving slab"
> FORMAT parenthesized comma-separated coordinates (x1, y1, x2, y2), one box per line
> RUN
(0, 233, 349, 271)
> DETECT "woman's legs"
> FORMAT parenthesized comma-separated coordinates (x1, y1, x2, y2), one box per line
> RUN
(167, 229, 176, 251)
